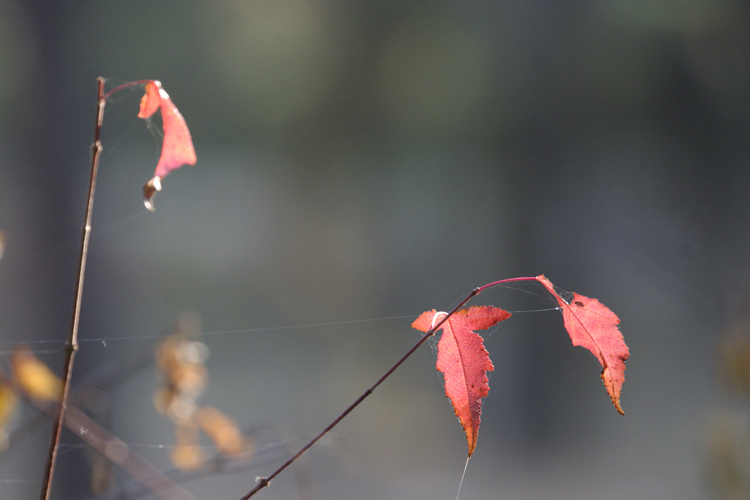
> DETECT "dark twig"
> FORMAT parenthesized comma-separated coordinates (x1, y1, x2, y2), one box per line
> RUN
(239, 287, 482, 500)
(238, 277, 545, 499)
(39, 77, 107, 500)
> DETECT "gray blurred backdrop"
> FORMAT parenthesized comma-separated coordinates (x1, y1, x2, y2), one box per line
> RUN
(1, 1, 750, 499)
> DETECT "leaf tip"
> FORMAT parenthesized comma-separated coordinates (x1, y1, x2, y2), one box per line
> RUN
(411, 310, 438, 333)
(143, 176, 162, 211)
(602, 368, 626, 415)
(467, 438, 477, 457)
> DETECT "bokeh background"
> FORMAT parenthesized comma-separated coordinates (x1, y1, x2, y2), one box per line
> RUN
(2, 1, 750, 499)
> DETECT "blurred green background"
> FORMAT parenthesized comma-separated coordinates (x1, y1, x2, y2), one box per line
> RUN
(2, 0, 750, 499)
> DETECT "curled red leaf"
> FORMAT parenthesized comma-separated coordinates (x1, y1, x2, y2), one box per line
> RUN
(536, 275, 629, 414)
(138, 80, 197, 211)
(412, 306, 511, 456)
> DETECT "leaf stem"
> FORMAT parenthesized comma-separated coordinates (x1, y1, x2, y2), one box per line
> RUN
(101, 79, 153, 102)
(39, 77, 106, 500)
(239, 288, 482, 499)
(475, 276, 539, 295)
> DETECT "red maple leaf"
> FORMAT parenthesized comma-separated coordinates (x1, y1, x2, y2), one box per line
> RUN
(412, 306, 511, 456)
(138, 80, 197, 211)
(535, 275, 629, 414)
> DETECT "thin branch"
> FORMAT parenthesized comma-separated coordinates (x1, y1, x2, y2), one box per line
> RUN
(238, 277, 546, 499)
(39, 77, 106, 500)
(238, 287, 482, 500)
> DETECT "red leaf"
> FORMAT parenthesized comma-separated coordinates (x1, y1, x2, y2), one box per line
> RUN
(536, 275, 629, 415)
(138, 80, 197, 211)
(412, 306, 511, 456)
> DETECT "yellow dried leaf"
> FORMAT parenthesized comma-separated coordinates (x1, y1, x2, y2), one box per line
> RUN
(0, 383, 17, 425)
(154, 327, 208, 423)
(196, 406, 246, 455)
(0, 383, 17, 451)
(171, 424, 205, 470)
(11, 347, 62, 403)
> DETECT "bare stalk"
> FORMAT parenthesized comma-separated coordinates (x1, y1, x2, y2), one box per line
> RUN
(239, 287, 484, 500)
(238, 276, 545, 499)
(39, 77, 107, 500)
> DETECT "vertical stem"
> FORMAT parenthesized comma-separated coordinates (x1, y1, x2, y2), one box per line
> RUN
(39, 77, 106, 500)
